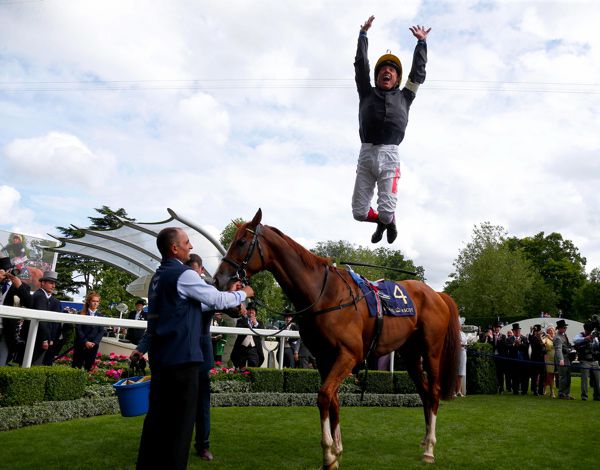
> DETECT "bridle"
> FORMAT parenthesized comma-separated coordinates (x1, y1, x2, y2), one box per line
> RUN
(220, 225, 265, 286)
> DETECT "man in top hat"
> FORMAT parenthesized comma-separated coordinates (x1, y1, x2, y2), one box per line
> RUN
(506, 323, 530, 395)
(126, 299, 147, 345)
(28, 270, 62, 365)
(230, 302, 264, 368)
(528, 324, 546, 396)
(0, 257, 32, 365)
(573, 321, 600, 401)
(490, 321, 508, 393)
(352, 15, 430, 244)
(553, 319, 574, 399)
(282, 311, 300, 368)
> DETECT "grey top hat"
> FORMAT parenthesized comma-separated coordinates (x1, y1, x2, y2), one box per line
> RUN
(39, 270, 59, 282)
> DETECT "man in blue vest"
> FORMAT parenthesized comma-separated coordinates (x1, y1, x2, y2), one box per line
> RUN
(136, 227, 253, 470)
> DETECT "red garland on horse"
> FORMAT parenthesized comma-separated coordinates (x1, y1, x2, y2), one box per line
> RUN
(214, 209, 460, 468)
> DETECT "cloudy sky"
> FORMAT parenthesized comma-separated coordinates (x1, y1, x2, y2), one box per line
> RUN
(1, 0, 599, 291)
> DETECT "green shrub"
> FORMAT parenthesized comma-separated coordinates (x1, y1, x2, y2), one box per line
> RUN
(284, 368, 321, 393)
(247, 367, 284, 392)
(211, 392, 422, 408)
(355, 370, 395, 394)
(0, 397, 119, 432)
(393, 371, 417, 394)
(44, 367, 86, 401)
(466, 342, 497, 394)
(0, 367, 47, 407)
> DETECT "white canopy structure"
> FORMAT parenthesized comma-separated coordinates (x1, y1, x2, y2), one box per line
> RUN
(48, 208, 226, 297)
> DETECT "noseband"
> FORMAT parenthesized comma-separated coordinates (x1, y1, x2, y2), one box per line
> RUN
(221, 225, 265, 285)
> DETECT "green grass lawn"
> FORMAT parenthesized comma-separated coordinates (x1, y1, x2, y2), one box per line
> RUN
(0, 379, 598, 469)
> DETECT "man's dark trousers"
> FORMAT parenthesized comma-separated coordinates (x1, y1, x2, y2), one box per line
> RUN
(137, 362, 200, 470)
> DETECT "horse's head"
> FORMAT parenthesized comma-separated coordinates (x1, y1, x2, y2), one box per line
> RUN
(213, 209, 265, 291)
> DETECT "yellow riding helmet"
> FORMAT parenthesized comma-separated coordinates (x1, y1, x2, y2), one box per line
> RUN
(374, 51, 403, 88)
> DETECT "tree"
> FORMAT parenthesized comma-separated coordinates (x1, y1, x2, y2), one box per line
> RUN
(312, 240, 424, 282)
(446, 222, 547, 326)
(505, 232, 587, 316)
(573, 267, 600, 322)
(54, 207, 137, 315)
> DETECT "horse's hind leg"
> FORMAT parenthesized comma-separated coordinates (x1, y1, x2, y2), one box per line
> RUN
(403, 349, 437, 463)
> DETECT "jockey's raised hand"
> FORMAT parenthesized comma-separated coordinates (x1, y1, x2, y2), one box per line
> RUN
(409, 25, 431, 41)
(360, 15, 374, 33)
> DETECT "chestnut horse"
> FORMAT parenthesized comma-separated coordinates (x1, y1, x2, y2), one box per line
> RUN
(214, 210, 460, 468)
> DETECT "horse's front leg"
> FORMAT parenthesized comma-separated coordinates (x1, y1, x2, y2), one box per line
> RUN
(317, 353, 355, 470)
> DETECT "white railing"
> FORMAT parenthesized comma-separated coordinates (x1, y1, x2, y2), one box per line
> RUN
(0, 304, 300, 369)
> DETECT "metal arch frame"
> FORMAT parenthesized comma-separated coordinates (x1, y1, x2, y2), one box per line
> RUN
(48, 235, 155, 275)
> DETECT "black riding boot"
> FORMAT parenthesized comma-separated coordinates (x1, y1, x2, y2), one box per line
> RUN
(386, 221, 398, 244)
(371, 222, 386, 243)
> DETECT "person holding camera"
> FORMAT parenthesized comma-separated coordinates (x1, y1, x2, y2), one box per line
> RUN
(553, 319, 575, 400)
(573, 321, 600, 401)
(0, 257, 32, 366)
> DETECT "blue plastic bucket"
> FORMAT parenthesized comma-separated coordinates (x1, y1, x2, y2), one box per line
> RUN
(113, 376, 151, 417)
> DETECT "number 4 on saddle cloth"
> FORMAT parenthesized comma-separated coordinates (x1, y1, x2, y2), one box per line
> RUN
(348, 270, 416, 317)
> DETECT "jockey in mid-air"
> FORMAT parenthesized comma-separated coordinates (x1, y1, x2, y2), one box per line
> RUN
(352, 15, 430, 244)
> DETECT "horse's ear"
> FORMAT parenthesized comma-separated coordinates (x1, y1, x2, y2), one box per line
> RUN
(250, 208, 262, 227)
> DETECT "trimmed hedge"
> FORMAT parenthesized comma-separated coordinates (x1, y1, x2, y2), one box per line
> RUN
(0, 366, 86, 407)
(211, 392, 422, 408)
(283, 368, 321, 393)
(466, 343, 497, 394)
(0, 367, 47, 406)
(44, 367, 86, 401)
(247, 367, 284, 392)
(0, 397, 119, 432)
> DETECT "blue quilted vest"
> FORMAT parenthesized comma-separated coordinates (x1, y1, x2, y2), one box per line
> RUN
(147, 258, 204, 367)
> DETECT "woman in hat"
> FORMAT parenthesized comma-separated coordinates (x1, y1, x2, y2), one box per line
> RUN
(352, 15, 430, 244)
(542, 326, 557, 397)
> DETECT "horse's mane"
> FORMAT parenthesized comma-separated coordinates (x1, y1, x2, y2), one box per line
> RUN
(265, 225, 331, 269)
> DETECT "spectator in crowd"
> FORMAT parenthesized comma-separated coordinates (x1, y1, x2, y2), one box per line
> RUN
(72, 291, 105, 371)
(297, 338, 317, 369)
(211, 312, 226, 364)
(136, 227, 252, 470)
(231, 302, 264, 368)
(528, 324, 546, 396)
(0, 257, 31, 366)
(506, 323, 529, 395)
(553, 319, 574, 400)
(454, 318, 467, 397)
(490, 322, 507, 393)
(126, 299, 147, 345)
(30, 270, 62, 366)
(542, 326, 557, 398)
(282, 311, 299, 368)
(573, 321, 600, 401)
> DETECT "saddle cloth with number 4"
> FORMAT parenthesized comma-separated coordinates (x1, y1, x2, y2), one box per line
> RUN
(348, 269, 417, 318)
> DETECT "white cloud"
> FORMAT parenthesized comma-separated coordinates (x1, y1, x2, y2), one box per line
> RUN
(2, 0, 600, 291)
(3, 132, 116, 191)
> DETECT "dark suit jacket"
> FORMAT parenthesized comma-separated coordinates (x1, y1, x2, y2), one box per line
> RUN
(31, 289, 62, 345)
(126, 309, 147, 344)
(1, 281, 31, 350)
(231, 316, 264, 365)
(75, 312, 106, 346)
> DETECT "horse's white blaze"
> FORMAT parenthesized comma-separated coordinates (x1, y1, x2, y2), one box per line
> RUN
(321, 416, 336, 465)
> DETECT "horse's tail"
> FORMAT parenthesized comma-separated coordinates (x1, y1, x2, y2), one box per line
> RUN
(437, 292, 461, 400)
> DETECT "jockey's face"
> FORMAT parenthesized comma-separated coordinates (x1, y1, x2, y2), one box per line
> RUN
(376, 65, 399, 90)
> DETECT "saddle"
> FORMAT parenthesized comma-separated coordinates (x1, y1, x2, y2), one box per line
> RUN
(348, 270, 417, 318)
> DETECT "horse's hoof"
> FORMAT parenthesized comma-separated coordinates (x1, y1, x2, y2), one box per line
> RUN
(320, 461, 340, 470)
(422, 454, 435, 464)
